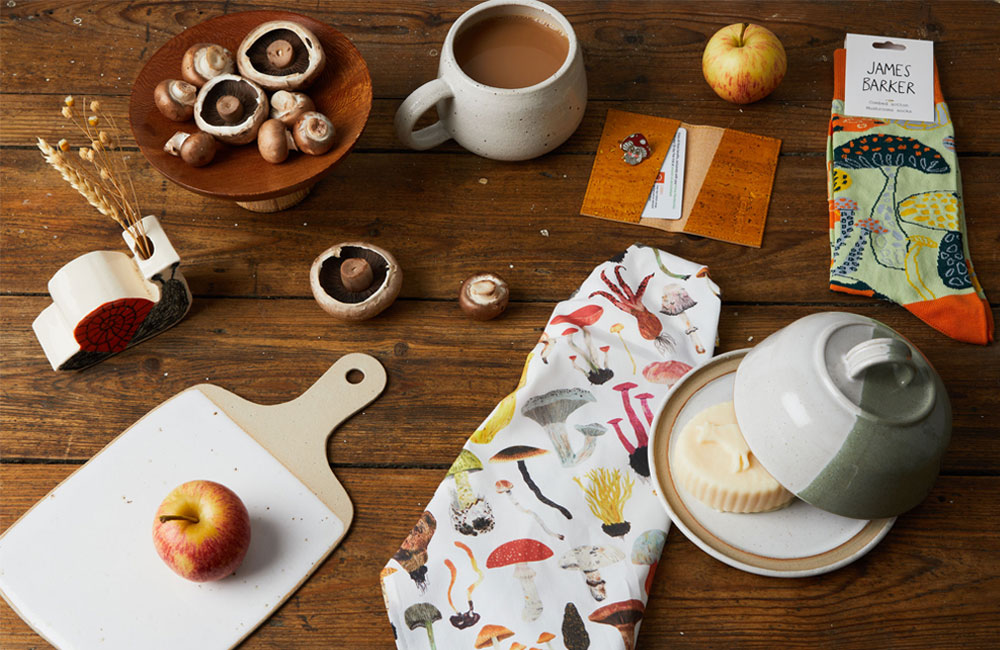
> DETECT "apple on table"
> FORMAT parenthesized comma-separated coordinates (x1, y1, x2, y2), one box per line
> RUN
(153, 479, 252, 582)
(703, 23, 787, 104)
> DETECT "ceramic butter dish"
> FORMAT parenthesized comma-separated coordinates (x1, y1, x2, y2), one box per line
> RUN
(649, 312, 950, 576)
(733, 312, 951, 520)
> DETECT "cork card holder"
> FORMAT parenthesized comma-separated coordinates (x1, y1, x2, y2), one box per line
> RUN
(580, 109, 782, 248)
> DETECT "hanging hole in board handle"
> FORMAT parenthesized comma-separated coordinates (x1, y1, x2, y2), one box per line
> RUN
(346, 368, 365, 384)
(845, 337, 916, 386)
(872, 41, 907, 51)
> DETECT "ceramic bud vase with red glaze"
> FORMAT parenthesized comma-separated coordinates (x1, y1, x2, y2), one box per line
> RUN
(32, 216, 192, 371)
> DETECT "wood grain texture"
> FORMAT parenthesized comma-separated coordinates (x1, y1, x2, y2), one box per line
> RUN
(2, 1, 999, 649)
(1, 465, 998, 649)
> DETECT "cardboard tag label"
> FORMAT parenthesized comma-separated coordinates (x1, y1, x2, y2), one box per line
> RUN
(844, 33, 934, 122)
(642, 127, 686, 220)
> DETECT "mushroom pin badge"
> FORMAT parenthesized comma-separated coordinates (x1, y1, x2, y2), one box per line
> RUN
(619, 133, 650, 165)
(32, 216, 192, 371)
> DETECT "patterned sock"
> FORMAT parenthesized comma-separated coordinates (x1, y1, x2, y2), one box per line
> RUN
(827, 49, 993, 345)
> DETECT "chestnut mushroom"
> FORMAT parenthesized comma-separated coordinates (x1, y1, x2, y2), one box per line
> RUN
(237, 20, 326, 91)
(163, 131, 218, 167)
(193, 74, 268, 145)
(153, 79, 197, 122)
(310, 242, 402, 321)
(257, 119, 297, 163)
(270, 90, 315, 127)
(459, 272, 509, 320)
(292, 111, 335, 155)
(181, 43, 235, 87)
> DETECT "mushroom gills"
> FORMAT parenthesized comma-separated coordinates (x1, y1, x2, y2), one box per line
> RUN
(318, 246, 389, 302)
(245, 28, 311, 76)
(197, 78, 261, 128)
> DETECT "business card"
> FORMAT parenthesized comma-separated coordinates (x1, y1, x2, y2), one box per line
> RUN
(642, 126, 687, 220)
(844, 33, 934, 122)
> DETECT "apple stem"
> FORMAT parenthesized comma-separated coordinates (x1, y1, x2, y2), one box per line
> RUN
(159, 514, 199, 524)
(738, 23, 749, 47)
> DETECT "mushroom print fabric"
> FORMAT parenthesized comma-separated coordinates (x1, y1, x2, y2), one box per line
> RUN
(382, 244, 721, 650)
(827, 48, 993, 344)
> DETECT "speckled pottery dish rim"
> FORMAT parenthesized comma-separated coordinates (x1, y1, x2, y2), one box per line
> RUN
(649, 349, 895, 578)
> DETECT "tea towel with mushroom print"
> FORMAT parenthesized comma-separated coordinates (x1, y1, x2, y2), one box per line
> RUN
(382, 244, 721, 650)
(827, 48, 993, 344)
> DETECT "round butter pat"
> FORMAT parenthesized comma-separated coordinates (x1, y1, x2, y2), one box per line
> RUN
(674, 401, 794, 513)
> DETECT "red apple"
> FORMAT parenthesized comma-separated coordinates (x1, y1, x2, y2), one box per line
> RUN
(702, 23, 786, 104)
(152, 480, 251, 582)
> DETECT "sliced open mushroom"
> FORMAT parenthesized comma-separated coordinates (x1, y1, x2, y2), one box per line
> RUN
(270, 90, 315, 127)
(181, 43, 235, 87)
(237, 20, 326, 91)
(257, 118, 297, 163)
(293, 111, 335, 155)
(193, 74, 268, 145)
(163, 131, 218, 167)
(459, 272, 509, 320)
(310, 242, 402, 321)
(153, 79, 197, 122)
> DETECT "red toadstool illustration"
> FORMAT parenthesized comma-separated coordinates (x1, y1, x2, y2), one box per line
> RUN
(551, 305, 613, 385)
(486, 539, 554, 621)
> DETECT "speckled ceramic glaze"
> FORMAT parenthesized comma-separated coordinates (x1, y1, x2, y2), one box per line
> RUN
(394, 0, 587, 160)
(734, 312, 951, 520)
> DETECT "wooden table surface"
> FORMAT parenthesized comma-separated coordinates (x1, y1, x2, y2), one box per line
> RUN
(2, 1, 998, 648)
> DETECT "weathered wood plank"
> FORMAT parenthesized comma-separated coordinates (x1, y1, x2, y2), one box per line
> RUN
(3, 149, 999, 302)
(2, 465, 998, 649)
(4, 94, 1000, 154)
(3, 298, 997, 470)
(2, 1, 999, 101)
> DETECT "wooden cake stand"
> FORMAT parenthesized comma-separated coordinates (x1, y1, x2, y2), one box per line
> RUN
(129, 10, 372, 212)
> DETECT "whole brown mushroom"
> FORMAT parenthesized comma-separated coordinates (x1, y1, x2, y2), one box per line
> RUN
(459, 273, 509, 320)
(153, 79, 197, 122)
(181, 43, 235, 87)
(163, 131, 218, 167)
(270, 90, 315, 127)
(257, 119, 297, 164)
(293, 112, 335, 155)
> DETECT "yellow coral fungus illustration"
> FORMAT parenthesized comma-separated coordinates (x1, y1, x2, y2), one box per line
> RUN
(573, 468, 635, 538)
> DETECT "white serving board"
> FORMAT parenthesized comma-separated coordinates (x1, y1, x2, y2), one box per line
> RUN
(0, 353, 386, 650)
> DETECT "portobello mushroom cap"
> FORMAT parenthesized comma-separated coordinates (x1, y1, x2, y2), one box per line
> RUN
(310, 242, 402, 321)
(237, 20, 326, 91)
(193, 74, 269, 145)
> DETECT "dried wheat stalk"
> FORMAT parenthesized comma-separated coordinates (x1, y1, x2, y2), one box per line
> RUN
(38, 97, 152, 258)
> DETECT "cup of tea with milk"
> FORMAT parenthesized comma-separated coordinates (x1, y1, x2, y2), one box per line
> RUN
(395, 0, 587, 161)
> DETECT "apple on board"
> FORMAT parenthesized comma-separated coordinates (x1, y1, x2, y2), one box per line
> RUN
(702, 23, 787, 104)
(152, 480, 251, 582)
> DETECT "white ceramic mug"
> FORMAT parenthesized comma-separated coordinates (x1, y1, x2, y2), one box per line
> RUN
(394, 0, 587, 161)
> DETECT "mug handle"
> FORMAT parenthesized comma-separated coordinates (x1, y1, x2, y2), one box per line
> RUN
(394, 78, 454, 150)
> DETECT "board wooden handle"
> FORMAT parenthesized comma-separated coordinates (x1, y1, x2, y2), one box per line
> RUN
(197, 353, 387, 520)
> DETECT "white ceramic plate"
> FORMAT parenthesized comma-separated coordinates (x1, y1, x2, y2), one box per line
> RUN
(649, 349, 895, 577)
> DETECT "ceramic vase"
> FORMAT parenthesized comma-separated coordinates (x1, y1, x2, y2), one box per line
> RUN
(32, 216, 192, 371)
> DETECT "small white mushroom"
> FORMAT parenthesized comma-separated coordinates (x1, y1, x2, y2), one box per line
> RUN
(257, 118, 297, 163)
(292, 111, 335, 155)
(181, 43, 235, 87)
(559, 545, 625, 601)
(270, 90, 316, 127)
(153, 79, 197, 121)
